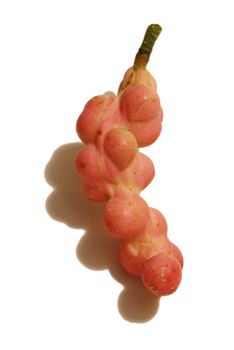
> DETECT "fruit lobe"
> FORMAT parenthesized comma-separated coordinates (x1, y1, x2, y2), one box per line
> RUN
(103, 128, 138, 170)
(142, 253, 182, 296)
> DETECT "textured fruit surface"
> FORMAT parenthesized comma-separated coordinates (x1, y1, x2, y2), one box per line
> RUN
(77, 95, 117, 144)
(142, 253, 182, 296)
(120, 84, 162, 122)
(75, 24, 183, 297)
(150, 208, 168, 235)
(118, 208, 181, 279)
(103, 191, 149, 240)
(103, 128, 138, 170)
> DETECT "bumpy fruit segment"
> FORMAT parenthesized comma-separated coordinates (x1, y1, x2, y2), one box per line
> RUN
(103, 128, 138, 170)
(119, 240, 145, 276)
(75, 144, 102, 184)
(149, 208, 168, 235)
(119, 208, 183, 295)
(128, 117, 162, 147)
(142, 253, 182, 296)
(103, 191, 149, 240)
(77, 94, 116, 144)
(119, 152, 155, 192)
(120, 84, 162, 122)
(119, 84, 163, 147)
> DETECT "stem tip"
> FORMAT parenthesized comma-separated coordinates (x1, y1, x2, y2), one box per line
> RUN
(134, 24, 162, 70)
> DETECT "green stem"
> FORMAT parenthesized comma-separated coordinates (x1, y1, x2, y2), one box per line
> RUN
(133, 24, 162, 70)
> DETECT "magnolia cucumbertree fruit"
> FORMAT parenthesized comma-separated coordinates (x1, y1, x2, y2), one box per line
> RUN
(75, 24, 183, 297)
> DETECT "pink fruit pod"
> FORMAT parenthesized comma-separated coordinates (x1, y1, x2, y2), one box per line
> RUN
(74, 23, 184, 298)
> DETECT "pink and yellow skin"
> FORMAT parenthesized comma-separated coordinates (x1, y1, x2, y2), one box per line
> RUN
(75, 24, 183, 297)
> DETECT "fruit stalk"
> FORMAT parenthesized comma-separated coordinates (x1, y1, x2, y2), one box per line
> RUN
(134, 24, 162, 70)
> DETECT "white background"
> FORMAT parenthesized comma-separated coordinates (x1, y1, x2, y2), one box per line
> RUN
(1, 0, 234, 348)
